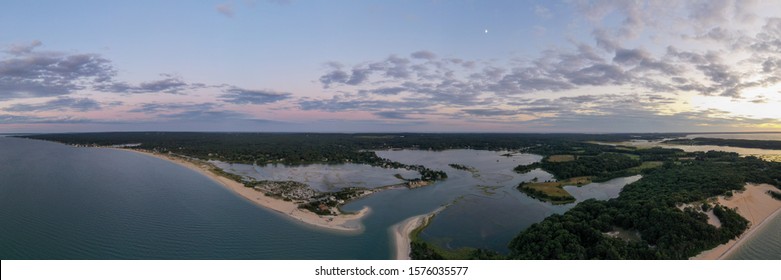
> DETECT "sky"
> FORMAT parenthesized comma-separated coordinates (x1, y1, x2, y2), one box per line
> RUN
(1, 0, 780, 133)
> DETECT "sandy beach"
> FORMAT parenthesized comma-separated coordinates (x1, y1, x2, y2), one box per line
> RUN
(390, 206, 447, 260)
(118, 148, 370, 233)
(692, 183, 781, 260)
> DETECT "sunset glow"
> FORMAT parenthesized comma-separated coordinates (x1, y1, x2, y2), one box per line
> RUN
(2, 1, 780, 133)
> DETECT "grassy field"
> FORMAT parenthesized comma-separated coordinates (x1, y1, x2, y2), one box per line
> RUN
(518, 176, 592, 204)
(626, 161, 663, 173)
(546, 154, 575, 162)
(605, 152, 641, 160)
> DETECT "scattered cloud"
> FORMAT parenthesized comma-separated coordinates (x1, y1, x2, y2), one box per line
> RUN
(4, 40, 42, 55)
(462, 109, 520, 117)
(303, 4, 781, 128)
(0, 46, 114, 100)
(298, 96, 426, 112)
(126, 101, 288, 124)
(127, 102, 217, 114)
(360, 87, 406, 95)
(94, 74, 197, 94)
(216, 3, 234, 17)
(219, 88, 291, 104)
(410, 50, 436, 60)
(3, 2, 780, 132)
(3, 97, 103, 112)
(374, 111, 418, 119)
(749, 96, 768, 104)
(0, 114, 98, 124)
(158, 109, 247, 121)
(318, 54, 415, 88)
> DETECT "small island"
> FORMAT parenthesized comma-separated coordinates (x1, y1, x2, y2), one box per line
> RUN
(448, 163, 479, 177)
(448, 163, 476, 172)
(516, 177, 591, 204)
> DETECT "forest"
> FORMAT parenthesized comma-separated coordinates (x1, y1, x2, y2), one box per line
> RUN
(533, 153, 641, 181)
(507, 152, 781, 259)
(413, 149, 781, 259)
(20, 132, 685, 164)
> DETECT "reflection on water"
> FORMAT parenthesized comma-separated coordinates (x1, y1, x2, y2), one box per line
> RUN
(214, 162, 419, 192)
(686, 133, 781, 141)
(376, 149, 641, 253)
(564, 175, 642, 202)
(0, 138, 654, 258)
(221, 148, 632, 253)
(608, 134, 781, 162)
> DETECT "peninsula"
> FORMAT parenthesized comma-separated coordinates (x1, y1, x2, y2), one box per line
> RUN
(122, 148, 371, 232)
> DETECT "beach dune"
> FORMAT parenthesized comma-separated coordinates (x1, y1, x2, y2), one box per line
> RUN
(692, 183, 781, 260)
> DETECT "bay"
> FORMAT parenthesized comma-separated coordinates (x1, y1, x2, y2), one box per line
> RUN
(0, 138, 644, 259)
(0, 137, 387, 259)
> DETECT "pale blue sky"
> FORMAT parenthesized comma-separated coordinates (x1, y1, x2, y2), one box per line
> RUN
(1, 1, 780, 132)
(1, 1, 568, 83)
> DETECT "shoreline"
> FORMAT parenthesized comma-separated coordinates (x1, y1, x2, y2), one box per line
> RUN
(720, 207, 781, 259)
(691, 183, 781, 260)
(116, 148, 370, 233)
(390, 206, 447, 260)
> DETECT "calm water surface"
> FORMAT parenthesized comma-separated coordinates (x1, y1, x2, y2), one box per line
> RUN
(685, 133, 781, 141)
(725, 211, 781, 260)
(213, 162, 418, 192)
(0, 138, 672, 258)
(0, 137, 390, 259)
(614, 133, 781, 162)
(374, 149, 639, 253)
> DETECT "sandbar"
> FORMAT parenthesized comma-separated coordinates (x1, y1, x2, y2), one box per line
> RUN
(692, 183, 781, 260)
(116, 148, 370, 233)
(390, 206, 447, 260)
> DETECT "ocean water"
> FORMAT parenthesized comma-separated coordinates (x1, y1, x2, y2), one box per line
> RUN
(0, 137, 393, 259)
(0, 137, 684, 259)
(724, 209, 781, 260)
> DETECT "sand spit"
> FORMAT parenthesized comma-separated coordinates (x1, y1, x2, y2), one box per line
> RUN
(117, 149, 370, 233)
(390, 206, 448, 260)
